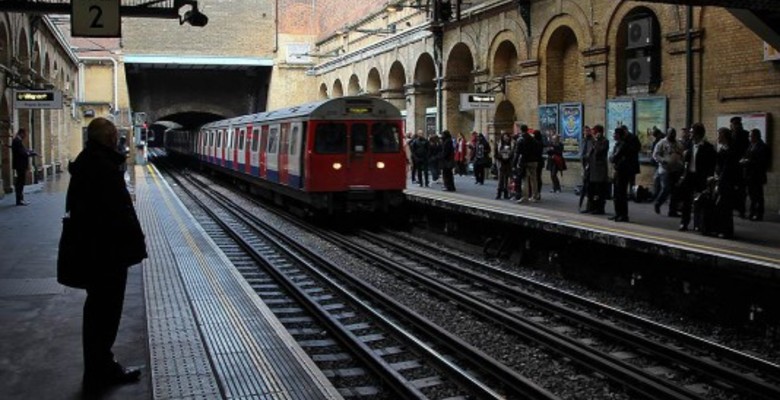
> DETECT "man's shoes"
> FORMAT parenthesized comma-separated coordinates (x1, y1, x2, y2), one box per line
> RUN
(653, 203, 661, 214)
(16, 201, 29, 206)
(750, 215, 762, 221)
(668, 212, 681, 217)
(678, 224, 688, 232)
(83, 362, 142, 393)
(616, 216, 629, 222)
(516, 198, 527, 204)
(579, 209, 591, 214)
(591, 209, 605, 215)
(608, 215, 617, 220)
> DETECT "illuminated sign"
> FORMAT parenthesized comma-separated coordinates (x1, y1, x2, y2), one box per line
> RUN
(347, 107, 372, 114)
(13, 90, 63, 109)
(460, 93, 496, 110)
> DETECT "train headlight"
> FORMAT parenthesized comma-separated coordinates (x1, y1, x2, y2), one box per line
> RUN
(332, 162, 343, 170)
(376, 161, 385, 169)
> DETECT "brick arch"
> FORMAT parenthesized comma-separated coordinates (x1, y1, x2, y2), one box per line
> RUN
(0, 19, 9, 66)
(534, 13, 590, 61)
(387, 61, 406, 91)
(543, 25, 583, 104)
(1, 93, 11, 192)
(332, 79, 344, 97)
(319, 82, 329, 99)
(366, 68, 381, 96)
(489, 33, 520, 77)
(347, 74, 360, 95)
(16, 27, 29, 63)
(153, 103, 235, 123)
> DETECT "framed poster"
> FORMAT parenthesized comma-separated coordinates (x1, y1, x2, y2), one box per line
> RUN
(559, 102, 583, 156)
(634, 96, 667, 158)
(606, 98, 634, 157)
(716, 113, 769, 142)
(538, 103, 559, 139)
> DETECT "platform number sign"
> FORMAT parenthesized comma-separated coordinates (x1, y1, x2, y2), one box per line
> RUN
(72, 0, 121, 38)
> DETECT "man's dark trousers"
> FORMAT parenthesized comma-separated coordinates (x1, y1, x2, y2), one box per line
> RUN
(614, 173, 631, 219)
(83, 267, 128, 375)
(14, 169, 25, 204)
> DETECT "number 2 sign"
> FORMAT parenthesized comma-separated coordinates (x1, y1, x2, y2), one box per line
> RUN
(72, 0, 121, 37)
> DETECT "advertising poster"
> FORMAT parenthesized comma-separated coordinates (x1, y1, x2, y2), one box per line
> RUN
(635, 96, 667, 158)
(606, 99, 634, 157)
(538, 103, 559, 139)
(716, 113, 769, 142)
(558, 102, 583, 156)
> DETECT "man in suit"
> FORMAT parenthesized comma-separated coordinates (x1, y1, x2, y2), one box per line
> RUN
(11, 128, 35, 206)
(678, 123, 717, 231)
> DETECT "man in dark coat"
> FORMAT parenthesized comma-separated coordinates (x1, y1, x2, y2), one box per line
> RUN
(12, 128, 35, 206)
(742, 129, 770, 221)
(585, 125, 609, 214)
(730, 117, 750, 218)
(678, 123, 717, 232)
(440, 130, 456, 191)
(65, 117, 148, 393)
(410, 132, 430, 187)
(609, 127, 639, 222)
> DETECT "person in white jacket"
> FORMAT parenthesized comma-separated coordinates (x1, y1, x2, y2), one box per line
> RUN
(652, 127, 685, 216)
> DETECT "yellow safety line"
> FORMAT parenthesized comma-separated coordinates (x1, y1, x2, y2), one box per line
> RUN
(412, 189, 779, 266)
(568, 220, 780, 265)
(146, 166, 292, 397)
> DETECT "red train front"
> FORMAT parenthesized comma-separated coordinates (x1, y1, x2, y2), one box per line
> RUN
(169, 96, 407, 214)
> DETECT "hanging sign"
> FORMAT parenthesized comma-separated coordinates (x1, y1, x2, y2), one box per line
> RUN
(13, 90, 63, 109)
(72, 0, 121, 38)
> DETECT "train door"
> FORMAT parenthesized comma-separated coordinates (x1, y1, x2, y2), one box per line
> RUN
(266, 124, 280, 182)
(287, 122, 303, 188)
(227, 128, 235, 169)
(347, 122, 371, 186)
(250, 126, 260, 176)
(278, 123, 290, 186)
(236, 127, 246, 171)
(260, 125, 269, 178)
(244, 125, 252, 174)
(209, 130, 215, 164)
(217, 129, 224, 167)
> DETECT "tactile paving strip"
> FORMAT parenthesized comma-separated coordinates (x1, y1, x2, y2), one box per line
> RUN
(137, 169, 222, 400)
(138, 165, 341, 400)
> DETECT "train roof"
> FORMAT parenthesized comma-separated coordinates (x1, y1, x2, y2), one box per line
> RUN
(201, 96, 402, 130)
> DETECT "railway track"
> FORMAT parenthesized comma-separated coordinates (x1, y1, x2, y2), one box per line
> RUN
(161, 165, 557, 399)
(330, 229, 780, 400)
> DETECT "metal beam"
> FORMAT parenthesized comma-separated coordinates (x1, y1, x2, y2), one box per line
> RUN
(0, 0, 180, 19)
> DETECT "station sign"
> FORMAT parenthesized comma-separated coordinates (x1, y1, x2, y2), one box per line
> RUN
(13, 90, 63, 109)
(72, 0, 121, 38)
(460, 93, 496, 110)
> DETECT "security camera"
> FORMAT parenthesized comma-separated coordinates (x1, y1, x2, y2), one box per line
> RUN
(181, 8, 208, 27)
(585, 70, 596, 79)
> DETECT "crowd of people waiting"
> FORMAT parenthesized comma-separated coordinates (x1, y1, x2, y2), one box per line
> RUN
(404, 115, 770, 239)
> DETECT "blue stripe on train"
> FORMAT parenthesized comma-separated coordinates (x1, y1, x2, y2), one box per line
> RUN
(266, 170, 279, 182)
(288, 174, 302, 188)
(251, 166, 259, 176)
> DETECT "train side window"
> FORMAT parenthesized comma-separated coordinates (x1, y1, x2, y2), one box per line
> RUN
(290, 125, 299, 156)
(268, 126, 279, 153)
(217, 131, 222, 147)
(314, 123, 347, 154)
(239, 129, 246, 151)
(351, 124, 368, 154)
(372, 123, 402, 153)
(251, 128, 260, 152)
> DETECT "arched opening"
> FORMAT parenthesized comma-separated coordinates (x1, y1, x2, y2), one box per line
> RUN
(387, 61, 406, 113)
(493, 100, 516, 135)
(347, 74, 361, 95)
(0, 21, 9, 66)
(445, 43, 475, 136)
(319, 83, 329, 99)
(332, 79, 344, 97)
(414, 53, 436, 136)
(545, 26, 582, 104)
(616, 7, 662, 95)
(366, 68, 381, 96)
(493, 40, 518, 76)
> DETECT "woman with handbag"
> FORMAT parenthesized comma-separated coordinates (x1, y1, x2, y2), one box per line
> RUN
(546, 134, 567, 193)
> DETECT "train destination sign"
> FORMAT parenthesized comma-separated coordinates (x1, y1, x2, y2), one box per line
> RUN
(13, 90, 63, 109)
(460, 93, 496, 110)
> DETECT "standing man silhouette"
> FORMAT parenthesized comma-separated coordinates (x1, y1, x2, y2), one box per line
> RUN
(12, 128, 35, 205)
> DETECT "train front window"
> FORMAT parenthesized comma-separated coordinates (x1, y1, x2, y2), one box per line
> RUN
(372, 123, 401, 153)
(314, 123, 347, 154)
(351, 124, 368, 154)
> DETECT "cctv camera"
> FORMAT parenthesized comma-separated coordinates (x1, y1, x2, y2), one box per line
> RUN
(183, 9, 209, 27)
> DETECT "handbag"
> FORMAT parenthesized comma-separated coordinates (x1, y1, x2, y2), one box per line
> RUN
(57, 215, 89, 289)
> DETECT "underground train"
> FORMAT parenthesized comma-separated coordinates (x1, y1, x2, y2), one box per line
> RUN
(165, 96, 407, 213)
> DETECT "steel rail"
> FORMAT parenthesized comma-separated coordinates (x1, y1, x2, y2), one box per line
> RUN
(363, 230, 780, 400)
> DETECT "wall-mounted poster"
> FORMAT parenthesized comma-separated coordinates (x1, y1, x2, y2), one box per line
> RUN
(606, 98, 634, 157)
(538, 104, 559, 139)
(634, 96, 667, 158)
(559, 102, 583, 156)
